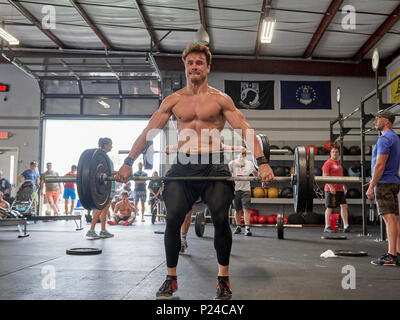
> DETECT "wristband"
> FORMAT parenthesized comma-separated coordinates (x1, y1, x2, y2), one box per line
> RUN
(123, 157, 135, 167)
(256, 156, 269, 166)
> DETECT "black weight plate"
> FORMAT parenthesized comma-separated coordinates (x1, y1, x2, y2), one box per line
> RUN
(66, 248, 102, 255)
(321, 235, 347, 240)
(89, 149, 112, 210)
(77, 149, 97, 210)
(306, 148, 314, 213)
(293, 146, 307, 213)
(277, 213, 284, 240)
(333, 250, 368, 257)
(195, 210, 205, 237)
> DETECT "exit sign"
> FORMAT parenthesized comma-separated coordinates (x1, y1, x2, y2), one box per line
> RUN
(0, 132, 9, 139)
(0, 84, 9, 92)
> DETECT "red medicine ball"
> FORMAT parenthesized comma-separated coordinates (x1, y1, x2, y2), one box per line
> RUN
(306, 145, 318, 155)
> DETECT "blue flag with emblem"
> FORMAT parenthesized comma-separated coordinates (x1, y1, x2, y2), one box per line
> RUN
(281, 81, 331, 109)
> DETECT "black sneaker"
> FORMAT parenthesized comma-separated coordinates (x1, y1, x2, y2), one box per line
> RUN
(245, 229, 252, 236)
(371, 254, 397, 266)
(324, 226, 335, 233)
(214, 278, 232, 300)
(156, 277, 178, 299)
(343, 225, 351, 233)
(233, 227, 241, 234)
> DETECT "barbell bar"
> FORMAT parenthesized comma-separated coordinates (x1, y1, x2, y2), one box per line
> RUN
(43, 144, 369, 212)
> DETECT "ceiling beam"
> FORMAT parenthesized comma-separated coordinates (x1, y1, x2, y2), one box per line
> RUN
(133, 0, 160, 52)
(254, 0, 272, 57)
(303, 0, 343, 58)
(7, 0, 65, 49)
(198, 0, 207, 29)
(353, 3, 400, 63)
(69, 0, 112, 51)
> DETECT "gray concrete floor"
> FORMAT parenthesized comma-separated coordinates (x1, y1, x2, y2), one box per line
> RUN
(0, 218, 399, 300)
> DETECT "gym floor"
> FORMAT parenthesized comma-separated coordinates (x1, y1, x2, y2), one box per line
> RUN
(0, 218, 398, 300)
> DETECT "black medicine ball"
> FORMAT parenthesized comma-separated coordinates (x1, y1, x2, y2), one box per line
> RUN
(348, 146, 361, 155)
(347, 188, 361, 198)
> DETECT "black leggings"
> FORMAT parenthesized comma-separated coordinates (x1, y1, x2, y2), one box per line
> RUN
(162, 158, 234, 268)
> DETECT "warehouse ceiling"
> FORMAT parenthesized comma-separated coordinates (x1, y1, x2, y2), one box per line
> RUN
(0, 0, 399, 77)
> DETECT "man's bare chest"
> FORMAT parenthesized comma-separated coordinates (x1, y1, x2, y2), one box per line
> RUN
(172, 97, 222, 123)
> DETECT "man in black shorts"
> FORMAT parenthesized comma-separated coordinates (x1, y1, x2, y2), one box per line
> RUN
(116, 43, 274, 300)
(322, 146, 350, 233)
(367, 111, 400, 266)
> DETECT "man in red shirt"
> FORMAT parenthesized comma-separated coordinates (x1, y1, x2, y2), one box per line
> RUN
(322, 146, 350, 233)
(63, 165, 77, 215)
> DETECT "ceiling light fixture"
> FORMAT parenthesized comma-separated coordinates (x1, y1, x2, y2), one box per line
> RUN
(260, 18, 275, 44)
(0, 27, 19, 46)
(98, 99, 111, 109)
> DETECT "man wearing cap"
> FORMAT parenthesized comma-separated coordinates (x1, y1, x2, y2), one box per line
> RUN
(367, 111, 400, 266)
(41, 162, 62, 216)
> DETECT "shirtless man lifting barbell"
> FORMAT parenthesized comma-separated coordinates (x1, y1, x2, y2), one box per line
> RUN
(115, 43, 274, 300)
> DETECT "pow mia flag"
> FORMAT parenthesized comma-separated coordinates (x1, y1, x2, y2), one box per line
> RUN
(224, 80, 274, 110)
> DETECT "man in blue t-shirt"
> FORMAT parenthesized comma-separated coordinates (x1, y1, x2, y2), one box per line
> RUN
(18, 161, 40, 187)
(133, 162, 148, 222)
(367, 111, 400, 266)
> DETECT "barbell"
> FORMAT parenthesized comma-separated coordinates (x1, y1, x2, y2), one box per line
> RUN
(43, 139, 368, 212)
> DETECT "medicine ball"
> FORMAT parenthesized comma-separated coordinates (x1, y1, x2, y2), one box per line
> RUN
(282, 146, 294, 154)
(306, 144, 318, 155)
(273, 166, 287, 177)
(280, 187, 293, 198)
(288, 213, 305, 224)
(283, 216, 289, 224)
(348, 146, 361, 155)
(347, 188, 361, 199)
(318, 146, 328, 155)
(258, 216, 268, 224)
(252, 187, 264, 198)
(303, 211, 320, 224)
(250, 216, 257, 224)
(266, 216, 274, 224)
(348, 166, 361, 177)
(268, 188, 279, 198)
(324, 140, 336, 152)
(249, 209, 259, 216)
(314, 167, 322, 176)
